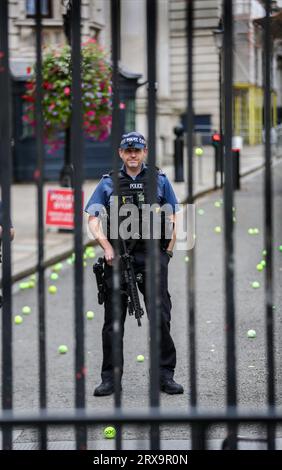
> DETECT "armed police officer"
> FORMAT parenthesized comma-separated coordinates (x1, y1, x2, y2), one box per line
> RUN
(85, 131, 184, 396)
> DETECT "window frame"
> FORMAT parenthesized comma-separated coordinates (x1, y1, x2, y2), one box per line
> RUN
(25, 0, 52, 19)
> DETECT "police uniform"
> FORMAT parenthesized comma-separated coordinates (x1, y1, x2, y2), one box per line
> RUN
(85, 133, 183, 395)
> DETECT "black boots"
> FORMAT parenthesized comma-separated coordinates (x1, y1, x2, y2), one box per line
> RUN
(160, 378, 184, 395)
(93, 380, 122, 397)
(93, 378, 184, 396)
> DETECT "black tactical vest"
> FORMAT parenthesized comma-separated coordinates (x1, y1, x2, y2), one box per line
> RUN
(103, 167, 172, 251)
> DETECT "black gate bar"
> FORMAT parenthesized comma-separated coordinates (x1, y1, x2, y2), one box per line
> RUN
(71, 0, 87, 450)
(110, 0, 123, 451)
(186, 0, 199, 451)
(146, 0, 161, 450)
(223, 0, 237, 450)
(0, 0, 13, 451)
(263, 0, 275, 451)
(35, 0, 47, 450)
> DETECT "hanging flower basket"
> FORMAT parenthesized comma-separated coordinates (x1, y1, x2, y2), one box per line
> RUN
(22, 39, 112, 153)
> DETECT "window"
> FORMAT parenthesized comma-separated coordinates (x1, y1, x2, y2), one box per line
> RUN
(26, 0, 52, 18)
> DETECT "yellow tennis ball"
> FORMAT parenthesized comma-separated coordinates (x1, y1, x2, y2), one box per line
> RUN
(103, 426, 116, 439)
(247, 329, 256, 339)
(48, 285, 57, 294)
(252, 281, 260, 289)
(22, 306, 31, 315)
(136, 354, 145, 362)
(58, 345, 68, 354)
(86, 310, 95, 320)
(214, 226, 221, 233)
(14, 315, 23, 325)
(195, 147, 203, 156)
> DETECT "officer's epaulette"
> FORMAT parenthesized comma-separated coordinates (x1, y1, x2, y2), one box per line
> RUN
(156, 166, 166, 176)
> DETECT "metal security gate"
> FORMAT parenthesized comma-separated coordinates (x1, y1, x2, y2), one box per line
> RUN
(0, 0, 281, 457)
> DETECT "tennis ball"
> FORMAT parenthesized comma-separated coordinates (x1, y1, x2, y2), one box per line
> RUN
(14, 315, 23, 325)
(195, 147, 203, 156)
(256, 263, 263, 272)
(261, 260, 266, 267)
(252, 281, 260, 289)
(67, 258, 73, 265)
(247, 329, 256, 339)
(214, 201, 221, 208)
(253, 228, 259, 235)
(262, 250, 267, 256)
(197, 208, 205, 216)
(86, 310, 95, 320)
(88, 252, 95, 258)
(52, 262, 63, 272)
(248, 228, 254, 235)
(136, 354, 145, 362)
(233, 217, 236, 223)
(30, 274, 36, 281)
(184, 256, 189, 262)
(19, 282, 29, 290)
(214, 226, 221, 233)
(48, 285, 57, 294)
(50, 272, 59, 281)
(22, 306, 31, 315)
(279, 245, 282, 252)
(103, 426, 116, 439)
(28, 281, 35, 288)
(58, 345, 68, 354)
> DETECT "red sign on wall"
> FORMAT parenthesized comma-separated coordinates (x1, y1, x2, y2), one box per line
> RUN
(45, 188, 84, 230)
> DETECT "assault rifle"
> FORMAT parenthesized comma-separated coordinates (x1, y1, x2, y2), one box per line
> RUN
(93, 241, 144, 327)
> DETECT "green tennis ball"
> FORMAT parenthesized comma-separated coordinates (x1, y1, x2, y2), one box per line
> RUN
(52, 262, 63, 272)
(28, 281, 35, 288)
(233, 217, 236, 223)
(83, 261, 87, 267)
(247, 329, 256, 339)
(50, 272, 59, 281)
(261, 260, 266, 267)
(58, 344, 68, 354)
(252, 281, 260, 289)
(19, 282, 30, 290)
(214, 201, 221, 208)
(30, 274, 36, 281)
(14, 315, 23, 325)
(184, 256, 189, 262)
(22, 306, 31, 315)
(279, 245, 282, 252)
(195, 147, 203, 156)
(86, 310, 95, 320)
(67, 258, 73, 264)
(253, 228, 259, 235)
(48, 285, 57, 294)
(88, 252, 95, 258)
(136, 354, 145, 362)
(103, 426, 116, 439)
(256, 263, 263, 272)
(248, 228, 254, 235)
(262, 250, 267, 256)
(214, 226, 221, 233)
(197, 208, 205, 216)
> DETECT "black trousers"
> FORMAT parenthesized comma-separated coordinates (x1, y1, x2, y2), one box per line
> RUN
(100, 250, 177, 382)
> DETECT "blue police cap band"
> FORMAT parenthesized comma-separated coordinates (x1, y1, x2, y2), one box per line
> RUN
(120, 136, 146, 148)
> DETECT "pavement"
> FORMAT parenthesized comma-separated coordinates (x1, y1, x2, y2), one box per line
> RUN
(2, 151, 282, 450)
(0, 143, 275, 282)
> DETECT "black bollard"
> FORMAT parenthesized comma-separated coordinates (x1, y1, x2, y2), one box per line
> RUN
(174, 125, 184, 182)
